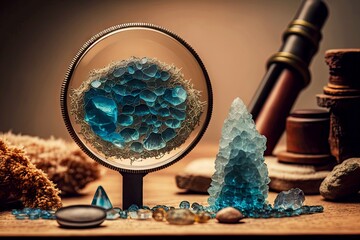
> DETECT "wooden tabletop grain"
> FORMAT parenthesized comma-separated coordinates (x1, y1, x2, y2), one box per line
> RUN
(0, 143, 359, 238)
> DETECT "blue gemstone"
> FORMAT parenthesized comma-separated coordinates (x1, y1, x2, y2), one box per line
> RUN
(138, 126, 149, 135)
(154, 121, 162, 128)
(135, 62, 143, 70)
(122, 105, 135, 114)
(132, 70, 143, 80)
(128, 204, 139, 212)
(140, 90, 157, 102)
(134, 104, 150, 116)
(155, 71, 161, 79)
(160, 71, 170, 81)
(179, 200, 190, 209)
(119, 211, 128, 219)
(142, 64, 158, 77)
(106, 209, 120, 220)
(91, 186, 113, 210)
(158, 108, 170, 117)
(112, 85, 129, 96)
(91, 80, 102, 88)
(274, 188, 305, 210)
(128, 65, 135, 74)
(130, 142, 144, 153)
(140, 57, 148, 64)
(162, 128, 176, 142)
(170, 107, 186, 120)
(163, 86, 187, 106)
(120, 128, 139, 142)
(154, 87, 166, 96)
(113, 67, 126, 77)
(143, 133, 166, 150)
(84, 96, 118, 137)
(128, 79, 146, 89)
(131, 89, 141, 96)
(118, 114, 134, 126)
(165, 119, 181, 129)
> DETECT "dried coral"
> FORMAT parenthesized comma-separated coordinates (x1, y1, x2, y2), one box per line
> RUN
(0, 132, 101, 195)
(0, 139, 62, 210)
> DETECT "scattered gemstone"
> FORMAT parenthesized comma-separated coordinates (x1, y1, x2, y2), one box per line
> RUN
(137, 209, 152, 220)
(12, 208, 57, 220)
(127, 204, 139, 212)
(165, 209, 195, 225)
(152, 208, 167, 221)
(91, 185, 113, 210)
(106, 208, 120, 220)
(179, 200, 190, 209)
(91, 80, 102, 88)
(195, 211, 211, 223)
(274, 188, 305, 210)
(215, 207, 244, 224)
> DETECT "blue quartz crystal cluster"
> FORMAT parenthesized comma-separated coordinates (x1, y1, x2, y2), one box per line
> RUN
(207, 98, 324, 218)
(207, 97, 269, 213)
(71, 56, 203, 161)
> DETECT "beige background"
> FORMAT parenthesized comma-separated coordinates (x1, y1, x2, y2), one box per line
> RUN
(0, 0, 359, 151)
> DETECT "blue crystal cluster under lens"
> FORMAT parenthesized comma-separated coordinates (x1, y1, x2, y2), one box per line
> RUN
(83, 57, 187, 153)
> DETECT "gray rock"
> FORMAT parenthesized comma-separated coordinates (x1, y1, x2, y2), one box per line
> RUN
(320, 158, 360, 200)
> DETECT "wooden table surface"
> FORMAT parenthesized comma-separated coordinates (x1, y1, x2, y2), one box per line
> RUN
(0, 143, 359, 238)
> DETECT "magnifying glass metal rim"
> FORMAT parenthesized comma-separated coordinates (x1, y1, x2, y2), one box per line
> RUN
(60, 22, 213, 174)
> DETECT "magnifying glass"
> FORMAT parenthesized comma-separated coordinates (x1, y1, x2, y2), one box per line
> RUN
(60, 23, 212, 209)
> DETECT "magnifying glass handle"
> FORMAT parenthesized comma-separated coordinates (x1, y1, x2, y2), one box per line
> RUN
(121, 172, 146, 210)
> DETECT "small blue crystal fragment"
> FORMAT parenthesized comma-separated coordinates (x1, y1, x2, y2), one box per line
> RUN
(160, 71, 170, 81)
(135, 62, 143, 70)
(91, 185, 113, 210)
(142, 64, 158, 77)
(179, 200, 190, 209)
(122, 105, 135, 114)
(140, 57, 148, 64)
(118, 114, 134, 126)
(140, 90, 157, 102)
(106, 209, 120, 220)
(162, 128, 176, 142)
(120, 128, 139, 142)
(112, 85, 129, 96)
(134, 104, 150, 116)
(170, 107, 186, 120)
(144, 133, 166, 150)
(163, 86, 187, 106)
(119, 210, 128, 219)
(158, 108, 170, 117)
(128, 79, 146, 89)
(130, 142, 144, 153)
(113, 67, 126, 77)
(165, 119, 181, 129)
(91, 80, 101, 88)
(15, 214, 27, 220)
(128, 204, 139, 212)
(274, 188, 305, 210)
(138, 126, 149, 135)
(128, 65, 135, 74)
(154, 87, 166, 96)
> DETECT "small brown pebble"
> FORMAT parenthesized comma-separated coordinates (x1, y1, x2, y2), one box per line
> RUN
(215, 207, 244, 223)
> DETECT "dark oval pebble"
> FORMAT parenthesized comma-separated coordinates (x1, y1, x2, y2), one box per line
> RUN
(55, 205, 106, 228)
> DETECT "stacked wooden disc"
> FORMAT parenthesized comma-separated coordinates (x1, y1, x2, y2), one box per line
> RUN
(269, 109, 336, 194)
